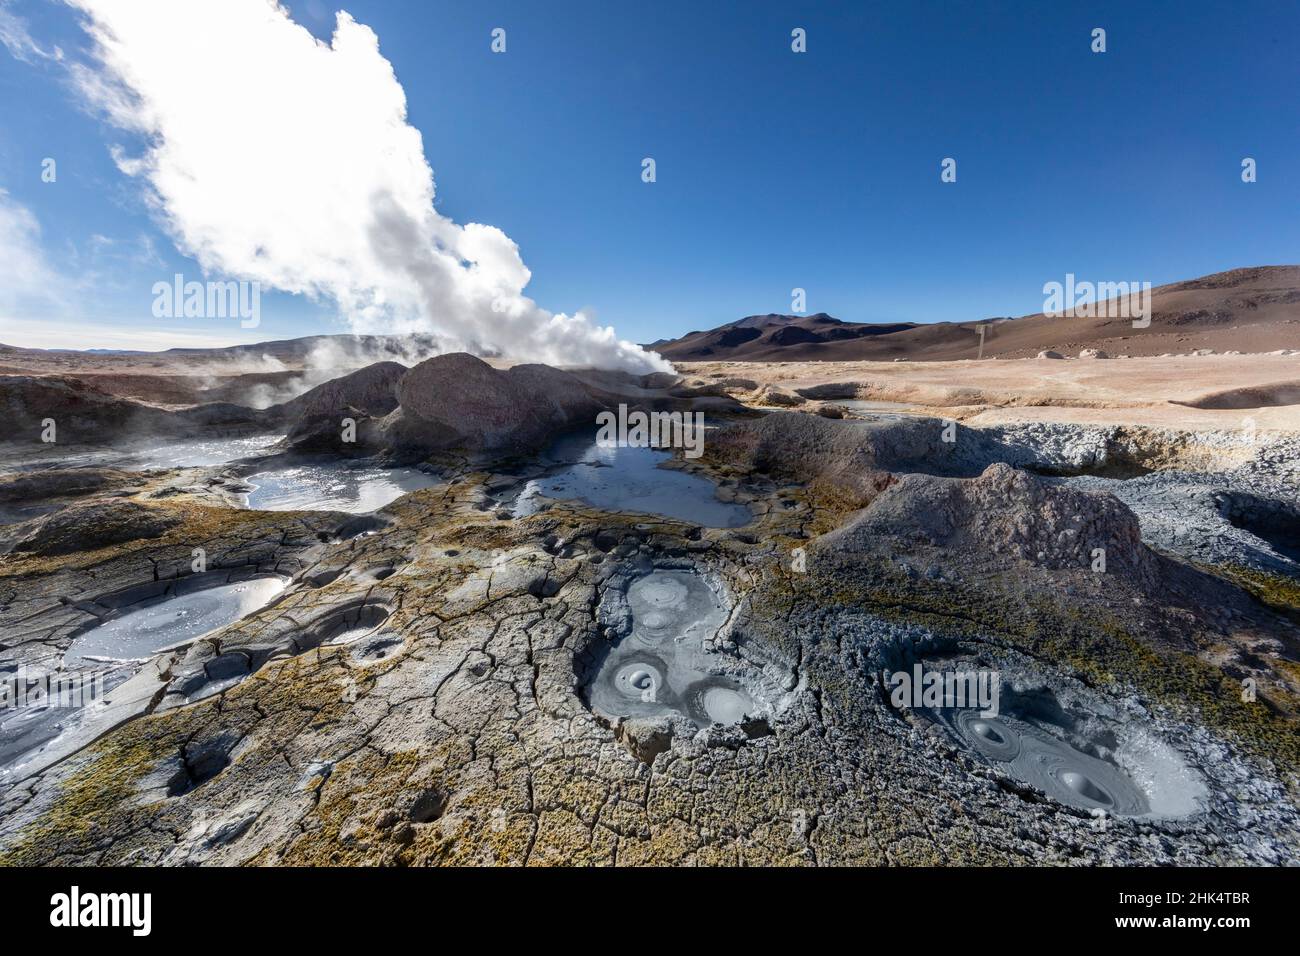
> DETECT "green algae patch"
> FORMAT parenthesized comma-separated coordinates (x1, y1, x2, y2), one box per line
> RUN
(1217, 564, 1300, 619)
(278, 749, 436, 866)
(1100, 623, 1300, 775)
(0, 733, 170, 867)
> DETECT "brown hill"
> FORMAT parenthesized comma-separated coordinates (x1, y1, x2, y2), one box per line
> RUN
(647, 312, 919, 360)
(652, 266, 1300, 362)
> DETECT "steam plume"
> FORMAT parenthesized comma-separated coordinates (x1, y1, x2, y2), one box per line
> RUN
(67, 0, 670, 374)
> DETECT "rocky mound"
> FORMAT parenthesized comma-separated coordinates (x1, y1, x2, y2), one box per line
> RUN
(0, 375, 268, 444)
(706, 412, 989, 505)
(11, 500, 182, 557)
(822, 462, 1156, 579)
(0, 375, 169, 441)
(0, 468, 138, 504)
(275, 362, 407, 452)
(277, 353, 611, 458)
(383, 353, 603, 455)
(276, 361, 406, 425)
(753, 384, 805, 407)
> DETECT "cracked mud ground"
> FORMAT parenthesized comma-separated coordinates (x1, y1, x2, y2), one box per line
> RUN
(1, 409, 1299, 867)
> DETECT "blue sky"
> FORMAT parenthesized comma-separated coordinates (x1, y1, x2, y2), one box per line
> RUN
(1, 0, 1296, 351)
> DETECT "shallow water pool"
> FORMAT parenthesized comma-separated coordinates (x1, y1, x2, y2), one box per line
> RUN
(3, 434, 284, 473)
(243, 464, 438, 513)
(513, 432, 751, 528)
(64, 577, 287, 666)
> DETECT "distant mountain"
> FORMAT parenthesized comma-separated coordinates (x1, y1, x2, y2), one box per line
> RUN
(652, 313, 920, 361)
(650, 266, 1300, 362)
(4, 267, 1297, 384)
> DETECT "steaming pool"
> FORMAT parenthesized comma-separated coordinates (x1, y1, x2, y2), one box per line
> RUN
(512, 431, 751, 528)
(128, 434, 285, 469)
(241, 463, 439, 513)
(6, 433, 284, 472)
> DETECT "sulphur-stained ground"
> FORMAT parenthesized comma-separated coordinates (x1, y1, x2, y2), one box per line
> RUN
(1, 397, 1298, 866)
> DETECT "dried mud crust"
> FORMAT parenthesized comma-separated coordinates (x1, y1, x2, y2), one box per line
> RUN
(0, 416, 1298, 866)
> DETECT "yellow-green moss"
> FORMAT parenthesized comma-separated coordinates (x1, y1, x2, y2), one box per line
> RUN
(1216, 564, 1300, 617)
(0, 734, 162, 867)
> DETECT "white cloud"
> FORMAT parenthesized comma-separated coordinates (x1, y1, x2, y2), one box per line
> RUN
(0, 0, 62, 64)
(0, 316, 268, 351)
(66, 0, 670, 373)
(0, 191, 171, 332)
(0, 189, 66, 317)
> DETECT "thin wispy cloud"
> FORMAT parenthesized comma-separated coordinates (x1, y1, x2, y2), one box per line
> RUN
(0, 190, 168, 331)
(0, 189, 67, 320)
(0, 0, 61, 64)
(0, 315, 269, 351)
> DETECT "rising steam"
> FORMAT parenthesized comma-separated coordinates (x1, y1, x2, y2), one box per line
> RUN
(67, 0, 670, 374)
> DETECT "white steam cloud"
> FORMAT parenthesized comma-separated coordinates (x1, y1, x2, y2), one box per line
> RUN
(67, 0, 670, 374)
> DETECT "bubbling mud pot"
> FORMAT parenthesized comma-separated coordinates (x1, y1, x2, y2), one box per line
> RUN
(908, 653, 1207, 819)
(587, 570, 773, 729)
(936, 709, 1152, 815)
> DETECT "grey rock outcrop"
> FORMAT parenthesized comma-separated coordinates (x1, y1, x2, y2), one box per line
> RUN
(616, 716, 674, 763)
(277, 362, 406, 452)
(280, 361, 405, 424)
(12, 500, 182, 557)
(823, 462, 1155, 578)
(0, 375, 268, 444)
(0, 468, 137, 504)
(706, 412, 985, 504)
(753, 384, 806, 407)
(383, 353, 603, 455)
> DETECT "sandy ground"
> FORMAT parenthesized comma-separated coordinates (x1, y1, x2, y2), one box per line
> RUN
(680, 353, 1300, 433)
